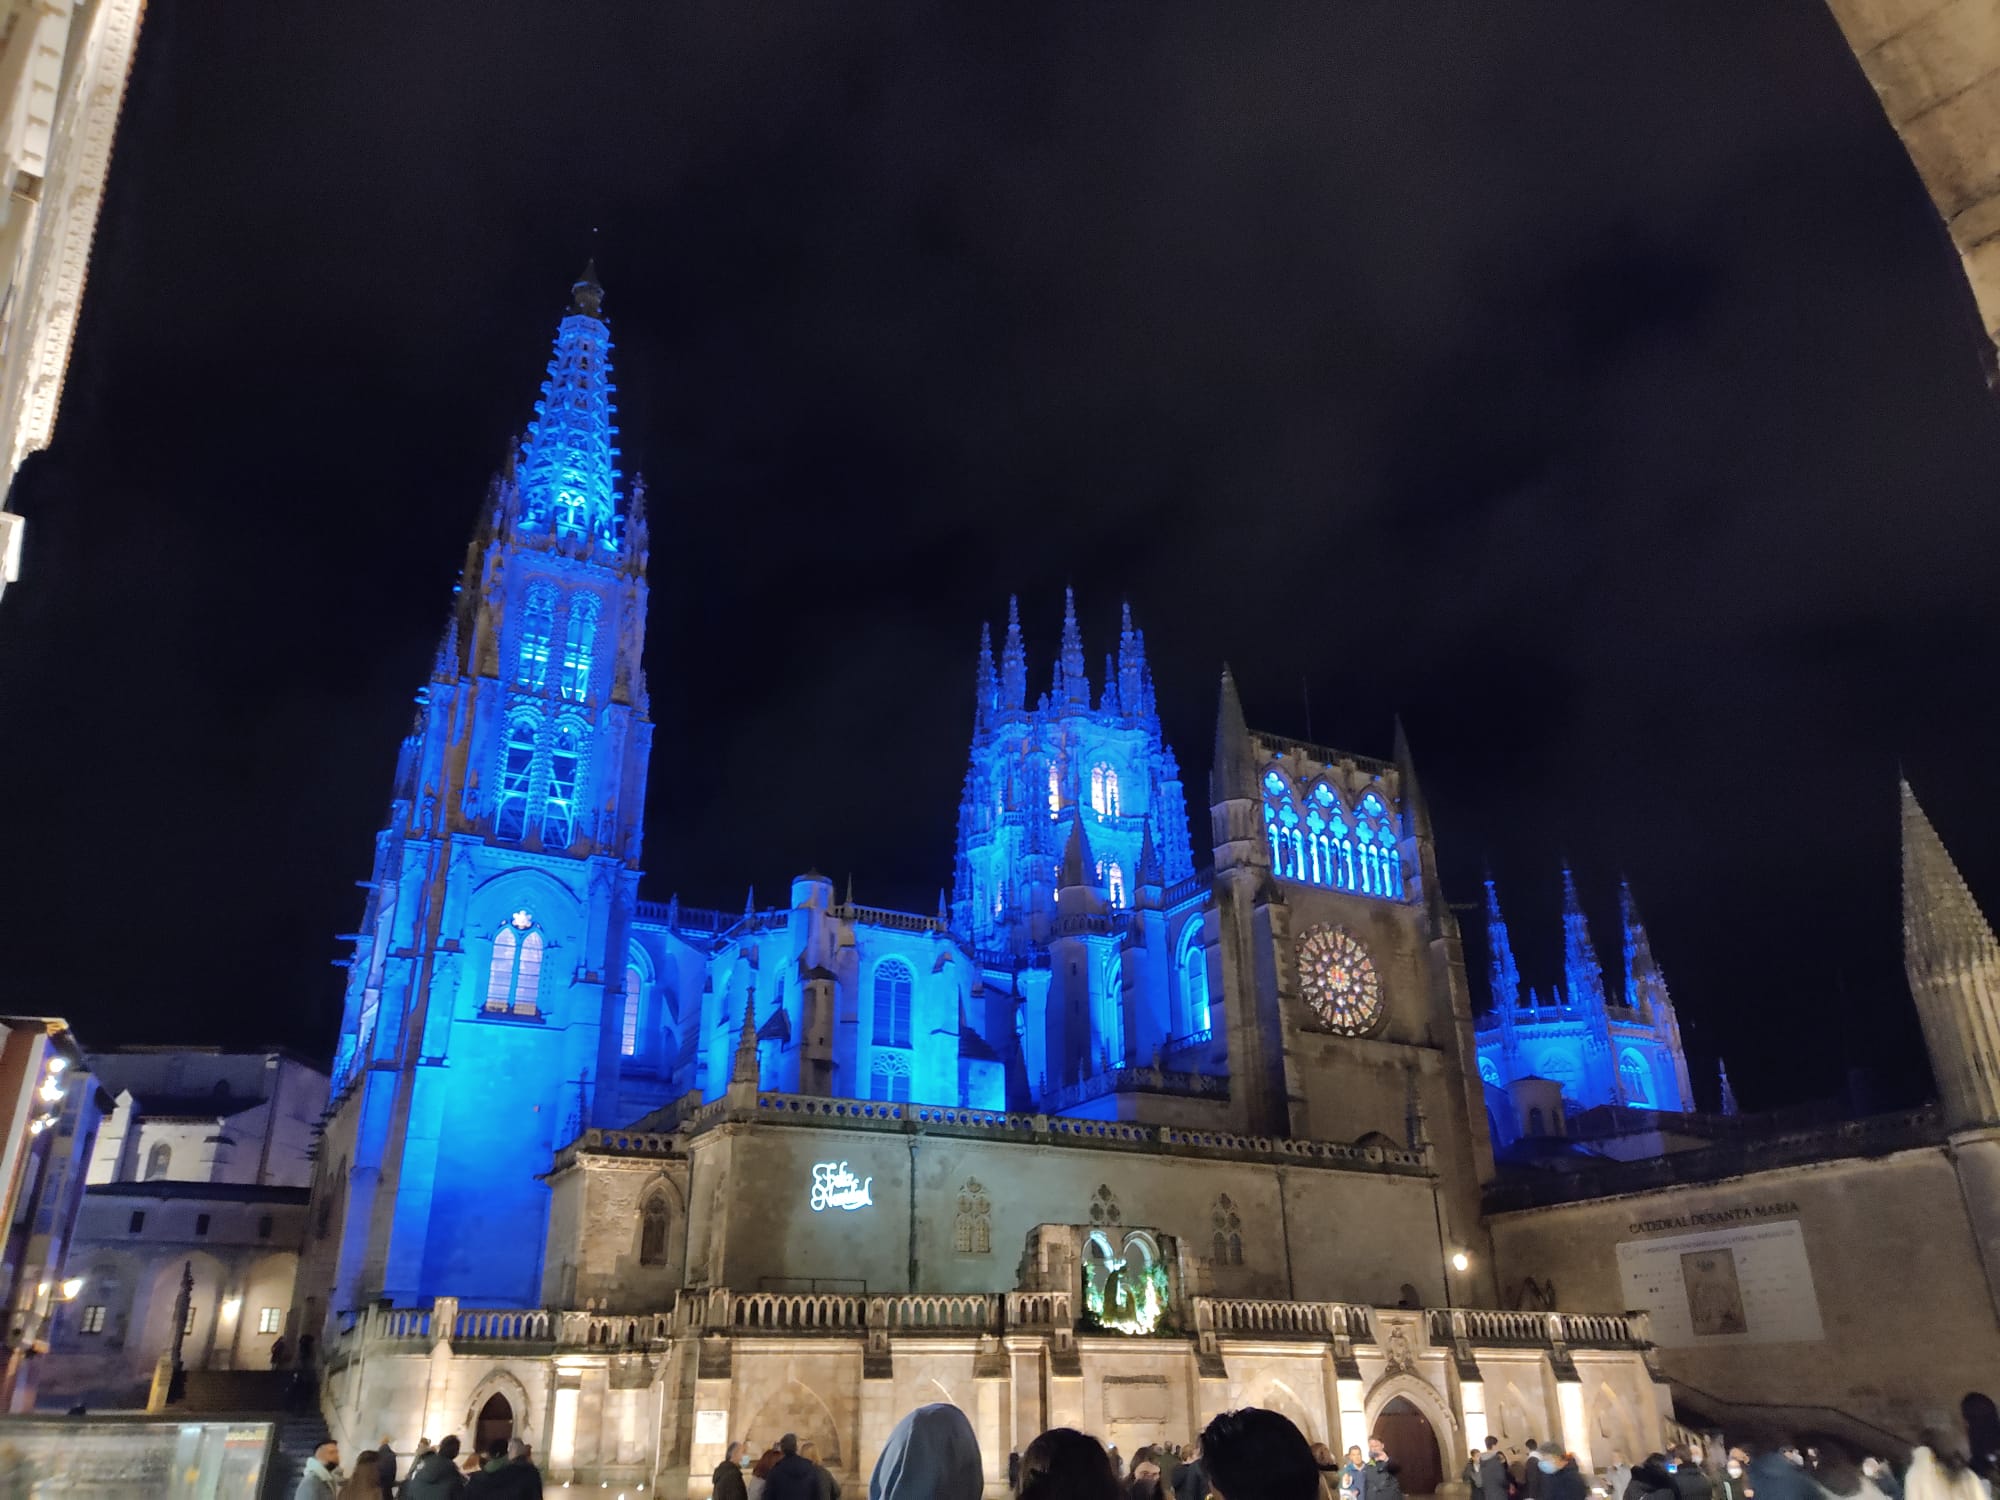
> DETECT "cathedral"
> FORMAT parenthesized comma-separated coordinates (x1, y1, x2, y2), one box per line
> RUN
(298, 271, 2000, 1494)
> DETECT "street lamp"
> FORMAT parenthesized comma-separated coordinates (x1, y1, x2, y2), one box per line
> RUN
(1450, 1251, 1470, 1274)
(59, 1278, 84, 1302)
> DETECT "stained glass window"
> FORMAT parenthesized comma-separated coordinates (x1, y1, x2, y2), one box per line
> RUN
(1091, 763, 1121, 817)
(873, 958, 913, 1047)
(558, 594, 599, 702)
(1295, 924, 1384, 1036)
(1048, 761, 1061, 814)
(1107, 862, 1126, 908)
(495, 717, 537, 842)
(486, 910, 543, 1016)
(516, 587, 555, 688)
(542, 724, 579, 848)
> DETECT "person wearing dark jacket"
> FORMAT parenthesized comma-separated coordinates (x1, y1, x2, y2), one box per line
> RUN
(465, 1440, 542, 1499)
(1543, 1451, 1588, 1500)
(378, 1442, 399, 1496)
(762, 1434, 820, 1500)
(1521, 1442, 1547, 1500)
(402, 1438, 467, 1500)
(1478, 1440, 1512, 1500)
(713, 1443, 750, 1500)
(1627, 1457, 1677, 1500)
(1362, 1438, 1404, 1500)
(1670, 1451, 1714, 1500)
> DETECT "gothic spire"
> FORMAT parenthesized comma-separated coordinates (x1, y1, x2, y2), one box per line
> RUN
(1057, 587, 1090, 707)
(1902, 778, 2000, 976)
(1210, 666, 1258, 804)
(974, 622, 999, 733)
(1138, 821, 1163, 889)
(1000, 595, 1028, 712)
(1717, 1058, 1740, 1117)
(1060, 808, 1095, 890)
(1901, 779, 2000, 1130)
(516, 263, 624, 553)
(1392, 715, 1433, 842)
(1562, 867, 1608, 1013)
(1117, 602, 1143, 715)
(730, 989, 760, 1086)
(1102, 654, 1118, 713)
(1620, 879, 1671, 1017)
(1484, 874, 1522, 1012)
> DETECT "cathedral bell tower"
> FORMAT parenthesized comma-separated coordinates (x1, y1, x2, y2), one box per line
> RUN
(306, 266, 654, 1316)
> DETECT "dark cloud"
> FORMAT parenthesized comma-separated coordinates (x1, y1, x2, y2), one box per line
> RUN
(2, 1, 1996, 1112)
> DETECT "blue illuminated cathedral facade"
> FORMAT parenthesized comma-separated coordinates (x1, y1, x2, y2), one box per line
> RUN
(1474, 871, 1694, 1140)
(307, 270, 1694, 1318)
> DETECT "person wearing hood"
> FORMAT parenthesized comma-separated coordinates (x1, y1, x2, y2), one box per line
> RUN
(867, 1403, 983, 1500)
(1905, 1433, 1987, 1500)
(402, 1436, 467, 1500)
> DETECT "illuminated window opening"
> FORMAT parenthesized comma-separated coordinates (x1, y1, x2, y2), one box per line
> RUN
(1107, 861, 1126, 908)
(1619, 1049, 1653, 1107)
(486, 911, 544, 1016)
(494, 717, 537, 843)
(1179, 925, 1210, 1034)
(558, 595, 599, 702)
(542, 723, 580, 849)
(1090, 763, 1121, 817)
(873, 959, 913, 1048)
(516, 587, 555, 688)
(622, 964, 643, 1057)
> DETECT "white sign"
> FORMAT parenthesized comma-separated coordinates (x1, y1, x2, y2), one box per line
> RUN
(809, 1160, 874, 1213)
(1615, 1217, 1823, 1347)
(694, 1410, 730, 1446)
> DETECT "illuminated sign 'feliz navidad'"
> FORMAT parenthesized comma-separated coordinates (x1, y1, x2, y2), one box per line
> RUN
(809, 1161, 874, 1212)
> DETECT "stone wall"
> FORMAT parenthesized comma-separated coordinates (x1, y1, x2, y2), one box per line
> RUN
(1487, 1140, 2000, 1441)
(320, 1296, 1666, 1499)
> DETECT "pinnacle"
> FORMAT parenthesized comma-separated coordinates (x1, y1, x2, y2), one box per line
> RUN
(1902, 778, 1998, 970)
(570, 259, 604, 318)
(1211, 664, 1257, 804)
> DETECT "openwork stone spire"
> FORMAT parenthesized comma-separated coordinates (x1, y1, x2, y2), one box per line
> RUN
(1000, 595, 1028, 712)
(1057, 587, 1090, 707)
(1484, 875, 1521, 1012)
(517, 262, 624, 552)
(1561, 867, 1607, 1014)
(1901, 779, 2000, 1130)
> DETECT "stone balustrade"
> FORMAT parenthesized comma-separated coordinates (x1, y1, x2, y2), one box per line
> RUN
(1193, 1297, 1373, 1338)
(1427, 1307, 1643, 1349)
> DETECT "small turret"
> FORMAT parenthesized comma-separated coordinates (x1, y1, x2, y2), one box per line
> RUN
(1209, 666, 1258, 806)
(1061, 809, 1095, 891)
(1117, 603, 1143, 715)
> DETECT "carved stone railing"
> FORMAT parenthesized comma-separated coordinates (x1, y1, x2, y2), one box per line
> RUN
(727, 1292, 870, 1333)
(1252, 732, 1394, 779)
(1161, 1028, 1213, 1057)
(828, 902, 947, 934)
(876, 1294, 1001, 1332)
(376, 1308, 431, 1342)
(757, 1094, 910, 1123)
(1426, 1307, 1642, 1350)
(1193, 1298, 1373, 1339)
(1161, 870, 1213, 909)
(1051, 912, 1127, 938)
(454, 1308, 552, 1343)
(1004, 1290, 1074, 1329)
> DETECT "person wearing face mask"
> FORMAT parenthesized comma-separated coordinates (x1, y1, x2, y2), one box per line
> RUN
(1715, 1456, 1747, 1500)
(1363, 1437, 1404, 1500)
(1542, 1447, 1587, 1500)
(1671, 1447, 1715, 1500)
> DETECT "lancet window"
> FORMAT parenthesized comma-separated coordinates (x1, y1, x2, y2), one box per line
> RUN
(638, 1192, 670, 1266)
(494, 717, 538, 843)
(1178, 923, 1211, 1034)
(1107, 862, 1126, 908)
(486, 910, 544, 1016)
(558, 594, 599, 702)
(516, 587, 555, 689)
(1619, 1049, 1653, 1107)
(622, 963, 644, 1058)
(873, 958, 913, 1048)
(1090, 763, 1121, 817)
(1211, 1194, 1244, 1265)
(541, 724, 580, 849)
(1266, 774, 1405, 901)
(954, 1179, 992, 1254)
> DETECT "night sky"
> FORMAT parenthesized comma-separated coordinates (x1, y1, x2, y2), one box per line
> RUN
(4, 3, 1998, 1114)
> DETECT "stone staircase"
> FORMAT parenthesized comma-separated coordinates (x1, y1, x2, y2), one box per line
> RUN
(171, 1369, 328, 1499)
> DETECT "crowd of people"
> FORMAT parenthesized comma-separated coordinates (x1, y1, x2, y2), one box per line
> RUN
(294, 1406, 1998, 1500)
(294, 1432, 545, 1499)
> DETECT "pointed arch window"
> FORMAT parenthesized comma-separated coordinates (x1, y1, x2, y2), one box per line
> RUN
(622, 964, 644, 1058)
(1047, 761, 1061, 815)
(1090, 763, 1121, 818)
(558, 595, 599, 702)
(144, 1143, 171, 1181)
(1101, 949, 1124, 1067)
(873, 958, 913, 1048)
(1355, 791, 1402, 898)
(516, 587, 555, 689)
(486, 910, 544, 1016)
(638, 1193, 670, 1267)
(1107, 861, 1126, 909)
(1262, 771, 1304, 880)
(494, 718, 538, 843)
(1619, 1049, 1653, 1107)
(1179, 923, 1211, 1034)
(1211, 1194, 1244, 1266)
(1479, 1056, 1503, 1088)
(542, 724, 580, 849)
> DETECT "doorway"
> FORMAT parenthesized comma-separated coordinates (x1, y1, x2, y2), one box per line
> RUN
(1375, 1396, 1442, 1496)
(475, 1393, 514, 1454)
